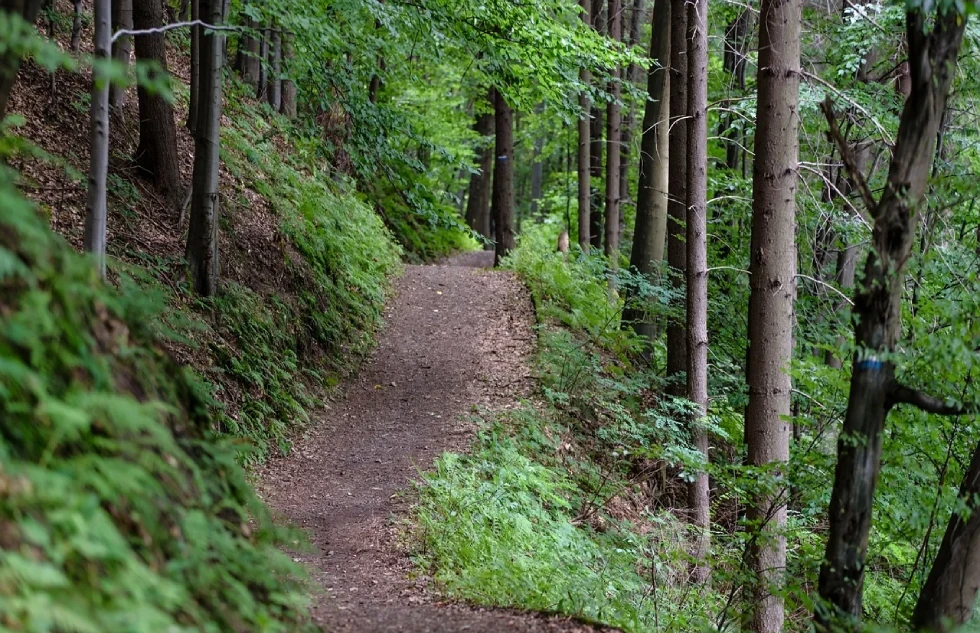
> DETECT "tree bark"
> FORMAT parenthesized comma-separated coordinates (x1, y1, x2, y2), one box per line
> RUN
(234, 10, 261, 88)
(665, 0, 687, 397)
(256, 28, 269, 101)
(83, 0, 111, 280)
(814, 7, 967, 632)
(492, 89, 515, 266)
(70, 0, 82, 52)
(685, 0, 709, 584)
(465, 102, 494, 241)
(133, 0, 182, 208)
(911, 438, 980, 633)
(0, 0, 44, 118)
(617, 0, 644, 238)
(186, 0, 224, 296)
(603, 0, 621, 265)
(576, 0, 591, 250)
(720, 9, 750, 170)
(109, 0, 133, 118)
(744, 0, 800, 630)
(824, 244, 856, 368)
(588, 0, 605, 251)
(280, 34, 296, 118)
(623, 0, 669, 344)
(266, 28, 281, 111)
(188, 0, 200, 132)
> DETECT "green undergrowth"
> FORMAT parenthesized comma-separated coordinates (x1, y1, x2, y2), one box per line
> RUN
(409, 222, 721, 633)
(0, 188, 314, 633)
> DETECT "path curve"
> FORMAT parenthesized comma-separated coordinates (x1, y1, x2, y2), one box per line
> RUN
(259, 251, 600, 633)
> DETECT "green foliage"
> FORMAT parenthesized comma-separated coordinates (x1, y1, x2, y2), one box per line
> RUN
(0, 186, 314, 633)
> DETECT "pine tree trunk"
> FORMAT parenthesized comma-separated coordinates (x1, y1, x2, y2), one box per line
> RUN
(465, 104, 494, 240)
(133, 0, 182, 208)
(744, 0, 800, 630)
(492, 89, 515, 266)
(186, 0, 224, 296)
(576, 0, 591, 250)
(588, 0, 605, 251)
(0, 0, 44, 118)
(267, 28, 281, 111)
(815, 8, 967, 631)
(623, 0, 669, 343)
(603, 0, 621, 265)
(109, 0, 133, 118)
(911, 438, 980, 633)
(84, 0, 111, 280)
(188, 0, 200, 132)
(685, 0, 710, 584)
(665, 0, 687, 397)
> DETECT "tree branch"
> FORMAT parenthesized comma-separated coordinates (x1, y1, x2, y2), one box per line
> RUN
(112, 20, 241, 43)
(819, 96, 878, 221)
(889, 383, 977, 416)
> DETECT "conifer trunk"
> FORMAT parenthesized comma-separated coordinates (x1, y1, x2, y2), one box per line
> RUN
(235, 10, 261, 88)
(465, 102, 494, 241)
(685, 0, 710, 584)
(83, 0, 111, 280)
(492, 89, 515, 266)
(665, 0, 687, 396)
(576, 0, 591, 250)
(267, 28, 281, 111)
(280, 35, 296, 118)
(186, 0, 224, 296)
(588, 0, 605, 251)
(188, 0, 200, 132)
(109, 0, 133, 118)
(744, 0, 800, 630)
(603, 0, 621, 265)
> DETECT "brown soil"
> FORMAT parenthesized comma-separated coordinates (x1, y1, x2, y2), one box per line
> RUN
(257, 251, 605, 633)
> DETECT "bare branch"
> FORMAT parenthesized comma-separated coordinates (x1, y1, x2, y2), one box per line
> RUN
(820, 96, 879, 218)
(112, 19, 241, 43)
(889, 383, 977, 416)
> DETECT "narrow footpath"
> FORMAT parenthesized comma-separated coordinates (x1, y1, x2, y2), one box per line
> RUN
(258, 251, 602, 633)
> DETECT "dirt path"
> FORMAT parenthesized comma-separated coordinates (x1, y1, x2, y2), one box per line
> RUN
(259, 251, 600, 633)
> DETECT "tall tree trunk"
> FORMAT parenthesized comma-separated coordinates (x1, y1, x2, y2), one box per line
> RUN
(685, 0, 710, 584)
(280, 34, 296, 118)
(588, 0, 605, 251)
(186, 0, 224, 296)
(70, 0, 82, 52)
(665, 0, 687, 397)
(576, 0, 591, 250)
(814, 7, 967, 632)
(618, 0, 644, 237)
(109, 0, 133, 118)
(603, 0, 621, 265)
(133, 0, 182, 208)
(234, 10, 261, 88)
(188, 0, 200, 132)
(720, 10, 750, 170)
(492, 89, 515, 266)
(824, 244, 856, 368)
(256, 28, 269, 101)
(83, 0, 111, 280)
(0, 0, 44, 118)
(465, 103, 494, 241)
(266, 28, 281, 111)
(744, 0, 800, 630)
(623, 0, 669, 344)
(911, 438, 980, 633)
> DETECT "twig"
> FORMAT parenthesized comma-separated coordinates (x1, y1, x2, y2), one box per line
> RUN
(112, 20, 241, 42)
(820, 96, 879, 219)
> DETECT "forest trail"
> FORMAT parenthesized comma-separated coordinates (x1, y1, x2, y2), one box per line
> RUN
(258, 251, 602, 633)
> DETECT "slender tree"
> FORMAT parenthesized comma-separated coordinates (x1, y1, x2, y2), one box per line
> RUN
(267, 28, 281, 111)
(623, 0, 669, 343)
(603, 0, 621, 263)
(0, 0, 44, 118)
(577, 0, 591, 249)
(465, 97, 494, 241)
(70, 0, 82, 52)
(492, 89, 515, 265)
(186, 0, 225, 296)
(743, 0, 801, 630)
(280, 34, 297, 118)
(814, 5, 969, 631)
(234, 4, 261, 87)
(588, 0, 605, 250)
(133, 0, 182, 207)
(188, 0, 200, 132)
(83, 0, 111, 280)
(109, 0, 133, 118)
(685, 0, 709, 584)
(665, 0, 687, 396)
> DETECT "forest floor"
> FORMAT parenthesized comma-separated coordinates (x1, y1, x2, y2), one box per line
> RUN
(257, 251, 607, 633)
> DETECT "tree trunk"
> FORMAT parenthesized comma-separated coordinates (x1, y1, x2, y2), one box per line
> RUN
(720, 9, 750, 170)
(665, 0, 687, 397)
(685, 0, 710, 584)
(814, 7, 967, 632)
(576, 0, 591, 250)
(235, 11, 261, 88)
(744, 0, 800, 630)
(280, 35, 296, 118)
(465, 104, 494, 241)
(83, 0, 111, 280)
(256, 28, 269, 101)
(617, 0, 644, 237)
(266, 28, 281, 111)
(588, 0, 605, 251)
(70, 0, 82, 52)
(188, 0, 200, 132)
(133, 0, 182, 208)
(0, 0, 44, 118)
(824, 244, 856, 368)
(603, 0, 621, 265)
(623, 0, 669, 344)
(109, 0, 133, 118)
(492, 89, 515, 266)
(186, 0, 224, 296)
(911, 438, 980, 633)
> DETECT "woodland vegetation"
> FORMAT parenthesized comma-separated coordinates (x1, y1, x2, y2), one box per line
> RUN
(2, 0, 980, 631)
